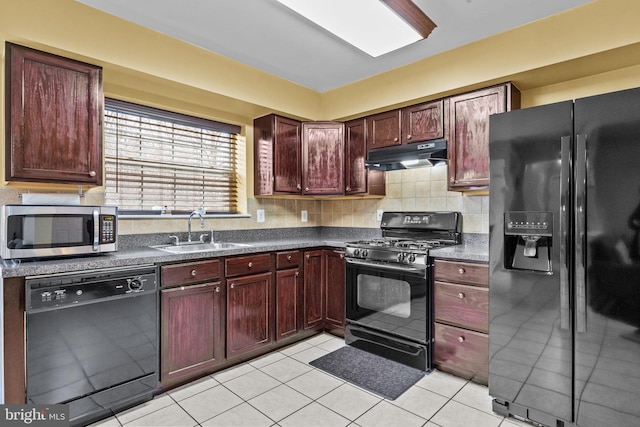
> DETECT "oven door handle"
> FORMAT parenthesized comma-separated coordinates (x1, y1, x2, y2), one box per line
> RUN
(345, 258, 426, 274)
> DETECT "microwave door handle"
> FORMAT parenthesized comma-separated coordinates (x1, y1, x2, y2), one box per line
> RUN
(93, 209, 100, 251)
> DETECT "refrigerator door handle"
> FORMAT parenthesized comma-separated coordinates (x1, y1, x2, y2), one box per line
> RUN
(575, 133, 587, 333)
(560, 135, 571, 330)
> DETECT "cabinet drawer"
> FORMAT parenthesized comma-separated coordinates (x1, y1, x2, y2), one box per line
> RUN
(434, 260, 488, 287)
(161, 259, 221, 288)
(276, 251, 301, 270)
(434, 282, 488, 333)
(434, 323, 488, 385)
(225, 253, 271, 277)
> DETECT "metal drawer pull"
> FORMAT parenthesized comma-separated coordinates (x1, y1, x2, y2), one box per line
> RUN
(191, 269, 197, 277)
(458, 292, 465, 299)
(214, 286, 220, 293)
(458, 268, 466, 274)
(458, 336, 465, 343)
(89, 170, 96, 177)
(230, 283, 235, 289)
(248, 262, 253, 268)
(287, 255, 292, 261)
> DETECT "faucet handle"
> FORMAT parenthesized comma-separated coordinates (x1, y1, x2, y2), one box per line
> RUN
(168, 235, 180, 246)
(199, 233, 209, 243)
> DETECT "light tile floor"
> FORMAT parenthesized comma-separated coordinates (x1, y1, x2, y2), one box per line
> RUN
(90, 334, 532, 427)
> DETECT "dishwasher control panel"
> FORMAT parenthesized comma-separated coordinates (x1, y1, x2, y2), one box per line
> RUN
(26, 265, 157, 311)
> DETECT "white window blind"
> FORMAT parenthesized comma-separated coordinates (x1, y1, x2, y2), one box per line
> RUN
(104, 99, 242, 214)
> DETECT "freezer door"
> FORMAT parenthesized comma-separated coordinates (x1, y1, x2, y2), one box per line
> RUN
(488, 101, 574, 426)
(573, 88, 640, 427)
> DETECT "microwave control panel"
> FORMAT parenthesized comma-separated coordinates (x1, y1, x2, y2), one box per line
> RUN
(100, 215, 117, 243)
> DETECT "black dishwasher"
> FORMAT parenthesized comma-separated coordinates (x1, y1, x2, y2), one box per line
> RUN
(25, 265, 159, 427)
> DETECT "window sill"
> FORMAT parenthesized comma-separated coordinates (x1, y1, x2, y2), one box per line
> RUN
(118, 213, 251, 219)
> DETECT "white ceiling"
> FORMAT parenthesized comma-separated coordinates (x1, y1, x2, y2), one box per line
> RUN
(77, 0, 592, 93)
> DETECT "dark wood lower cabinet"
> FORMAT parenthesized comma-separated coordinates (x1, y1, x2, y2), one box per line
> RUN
(226, 272, 273, 357)
(276, 268, 302, 341)
(303, 250, 325, 330)
(324, 250, 346, 330)
(303, 249, 346, 332)
(161, 282, 224, 387)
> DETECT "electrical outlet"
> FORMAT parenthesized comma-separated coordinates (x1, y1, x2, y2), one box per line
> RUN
(257, 209, 265, 223)
(301, 210, 308, 222)
(377, 209, 384, 221)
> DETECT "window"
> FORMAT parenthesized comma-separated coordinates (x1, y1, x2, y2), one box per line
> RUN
(104, 99, 243, 214)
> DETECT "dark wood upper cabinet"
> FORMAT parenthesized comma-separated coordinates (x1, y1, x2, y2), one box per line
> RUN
(302, 121, 344, 195)
(254, 114, 302, 195)
(366, 109, 402, 150)
(401, 99, 445, 143)
(447, 83, 520, 190)
(345, 118, 385, 196)
(5, 43, 103, 185)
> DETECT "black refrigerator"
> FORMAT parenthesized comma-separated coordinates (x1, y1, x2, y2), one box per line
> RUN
(488, 87, 640, 427)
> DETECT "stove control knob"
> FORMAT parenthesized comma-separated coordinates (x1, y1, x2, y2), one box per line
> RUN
(362, 249, 369, 258)
(397, 253, 405, 262)
(408, 254, 416, 263)
(354, 249, 361, 257)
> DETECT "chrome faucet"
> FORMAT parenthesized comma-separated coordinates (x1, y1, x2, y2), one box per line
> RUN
(188, 209, 205, 242)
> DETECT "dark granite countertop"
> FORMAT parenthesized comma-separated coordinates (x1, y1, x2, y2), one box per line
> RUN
(1, 228, 489, 278)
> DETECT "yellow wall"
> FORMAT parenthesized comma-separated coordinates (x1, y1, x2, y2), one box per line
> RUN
(2, 0, 640, 236)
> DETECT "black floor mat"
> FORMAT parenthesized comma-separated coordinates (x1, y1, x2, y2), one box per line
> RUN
(309, 346, 425, 400)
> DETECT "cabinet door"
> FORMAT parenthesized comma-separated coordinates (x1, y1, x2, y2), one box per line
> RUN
(324, 250, 345, 329)
(253, 114, 301, 195)
(5, 43, 102, 185)
(303, 250, 324, 330)
(161, 282, 224, 387)
(226, 272, 273, 357)
(448, 83, 520, 190)
(402, 100, 444, 143)
(274, 116, 302, 194)
(302, 122, 344, 195)
(345, 118, 385, 196)
(366, 110, 401, 149)
(276, 268, 302, 341)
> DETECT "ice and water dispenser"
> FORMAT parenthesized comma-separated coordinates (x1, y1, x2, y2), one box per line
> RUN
(504, 211, 552, 272)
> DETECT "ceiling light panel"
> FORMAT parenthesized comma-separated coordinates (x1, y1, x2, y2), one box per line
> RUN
(276, 0, 423, 57)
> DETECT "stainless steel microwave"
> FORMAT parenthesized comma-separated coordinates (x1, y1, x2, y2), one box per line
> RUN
(1, 205, 117, 260)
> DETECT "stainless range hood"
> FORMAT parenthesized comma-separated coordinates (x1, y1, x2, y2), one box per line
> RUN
(365, 138, 447, 171)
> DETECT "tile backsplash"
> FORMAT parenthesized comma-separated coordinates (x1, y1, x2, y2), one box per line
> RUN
(1, 166, 489, 235)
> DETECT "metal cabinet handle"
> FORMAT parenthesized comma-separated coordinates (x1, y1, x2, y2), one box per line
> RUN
(458, 268, 465, 275)
(458, 336, 465, 343)
(295, 271, 299, 277)
(304, 187, 310, 192)
(214, 286, 220, 293)
(248, 262, 253, 268)
(458, 292, 465, 299)
(191, 269, 197, 277)
(230, 283, 235, 289)
(296, 184, 301, 190)
(306, 254, 310, 259)
(393, 137, 399, 142)
(287, 255, 292, 261)
(407, 135, 412, 140)
(89, 170, 96, 177)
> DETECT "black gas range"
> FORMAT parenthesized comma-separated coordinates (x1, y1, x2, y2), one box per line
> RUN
(344, 211, 462, 371)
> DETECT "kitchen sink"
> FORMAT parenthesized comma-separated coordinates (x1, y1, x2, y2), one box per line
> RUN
(153, 242, 253, 254)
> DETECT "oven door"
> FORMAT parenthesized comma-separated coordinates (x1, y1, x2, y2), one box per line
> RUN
(345, 258, 430, 343)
